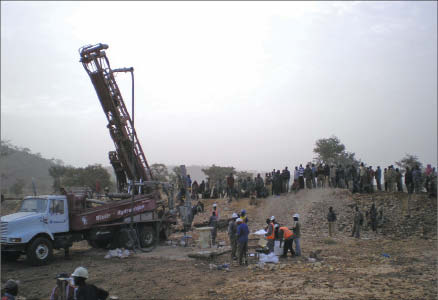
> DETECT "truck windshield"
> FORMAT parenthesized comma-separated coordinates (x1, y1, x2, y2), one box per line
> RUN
(19, 198, 48, 213)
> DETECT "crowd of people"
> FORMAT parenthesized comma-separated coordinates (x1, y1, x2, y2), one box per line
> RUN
(185, 162, 437, 202)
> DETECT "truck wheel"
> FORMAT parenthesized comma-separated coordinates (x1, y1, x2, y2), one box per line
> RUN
(2, 251, 21, 262)
(139, 225, 156, 248)
(88, 239, 110, 249)
(26, 237, 53, 266)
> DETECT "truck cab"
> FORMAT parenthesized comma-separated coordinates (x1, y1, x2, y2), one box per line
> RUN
(1, 195, 69, 265)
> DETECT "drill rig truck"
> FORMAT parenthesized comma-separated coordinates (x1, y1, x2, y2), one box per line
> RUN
(0, 43, 180, 265)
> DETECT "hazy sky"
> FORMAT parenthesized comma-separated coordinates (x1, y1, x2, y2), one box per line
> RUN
(1, 1, 437, 172)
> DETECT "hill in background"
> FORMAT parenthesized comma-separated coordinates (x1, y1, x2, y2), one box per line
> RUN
(0, 140, 61, 195)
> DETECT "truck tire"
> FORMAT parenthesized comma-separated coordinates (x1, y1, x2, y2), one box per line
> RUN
(26, 237, 53, 266)
(139, 225, 156, 248)
(88, 239, 110, 249)
(2, 251, 21, 262)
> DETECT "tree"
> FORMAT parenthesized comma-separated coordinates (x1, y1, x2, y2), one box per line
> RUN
(53, 164, 114, 192)
(235, 171, 254, 180)
(150, 163, 169, 182)
(313, 136, 359, 166)
(9, 178, 26, 196)
(48, 165, 68, 192)
(202, 165, 235, 183)
(396, 154, 423, 171)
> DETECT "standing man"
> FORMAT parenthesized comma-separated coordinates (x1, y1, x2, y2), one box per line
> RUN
(226, 173, 235, 202)
(327, 207, 337, 237)
(330, 165, 337, 188)
(412, 165, 422, 193)
(395, 168, 403, 192)
(292, 214, 301, 256)
(405, 167, 413, 194)
(284, 167, 291, 193)
(324, 163, 331, 187)
(264, 173, 272, 196)
(351, 206, 364, 239)
(369, 204, 378, 235)
(311, 164, 317, 188)
(236, 218, 249, 266)
(209, 211, 218, 246)
(298, 164, 305, 189)
(375, 166, 382, 191)
(228, 213, 238, 260)
(265, 216, 276, 253)
(317, 164, 325, 188)
(71, 267, 108, 300)
(255, 173, 264, 198)
(191, 180, 199, 200)
(212, 203, 219, 218)
(304, 165, 312, 189)
(294, 167, 300, 190)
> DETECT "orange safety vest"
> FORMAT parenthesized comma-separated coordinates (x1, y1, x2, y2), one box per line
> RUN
(266, 223, 275, 240)
(279, 226, 294, 239)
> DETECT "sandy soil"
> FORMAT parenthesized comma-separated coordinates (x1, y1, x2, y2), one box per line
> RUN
(1, 190, 437, 300)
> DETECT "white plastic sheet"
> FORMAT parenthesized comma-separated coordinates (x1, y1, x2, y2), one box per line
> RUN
(259, 252, 279, 264)
(254, 229, 267, 235)
(104, 248, 130, 259)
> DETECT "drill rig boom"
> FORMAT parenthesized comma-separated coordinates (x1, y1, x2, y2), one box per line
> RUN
(79, 43, 153, 193)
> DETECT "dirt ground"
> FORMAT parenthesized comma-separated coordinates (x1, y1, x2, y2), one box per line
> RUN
(1, 190, 437, 300)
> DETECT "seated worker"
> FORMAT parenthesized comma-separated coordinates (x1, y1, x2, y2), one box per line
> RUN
(71, 267, 108, 300)
(50, 273, 75, 300)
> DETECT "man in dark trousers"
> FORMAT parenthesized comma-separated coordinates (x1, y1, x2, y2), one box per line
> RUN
(279, 226, 295, 258)
(369, 203, 378, 234)
(236, 218, 249, 265)
(228, 213, 238, 260)
(327, 206, 337, 237)
(209, 211, 218, 245)
(352, 206, 364, 239)
(71, 267, 108, 300)
(375, 166, 382, 191)
(226, 173, 235, 202)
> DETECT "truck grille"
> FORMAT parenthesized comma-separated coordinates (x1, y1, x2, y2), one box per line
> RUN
(1, 222, 8, 242)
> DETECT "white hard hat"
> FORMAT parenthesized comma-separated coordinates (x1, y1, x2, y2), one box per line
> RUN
(232, 213, 238, 218)
(72, 266, 89, 279)
(236, 218, 243, 223)
(270, 216, 275, 221)
(213, 203, 217, 207)
(293, 213, 300, 219)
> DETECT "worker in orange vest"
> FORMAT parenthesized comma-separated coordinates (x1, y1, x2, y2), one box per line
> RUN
(278, 226, 295, 258)
(265, 216, 276, 253)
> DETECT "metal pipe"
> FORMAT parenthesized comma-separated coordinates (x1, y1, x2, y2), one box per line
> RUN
(86, 199, 107, 205)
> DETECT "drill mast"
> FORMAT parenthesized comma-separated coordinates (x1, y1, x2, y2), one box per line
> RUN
(79, 43, 153, 193)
